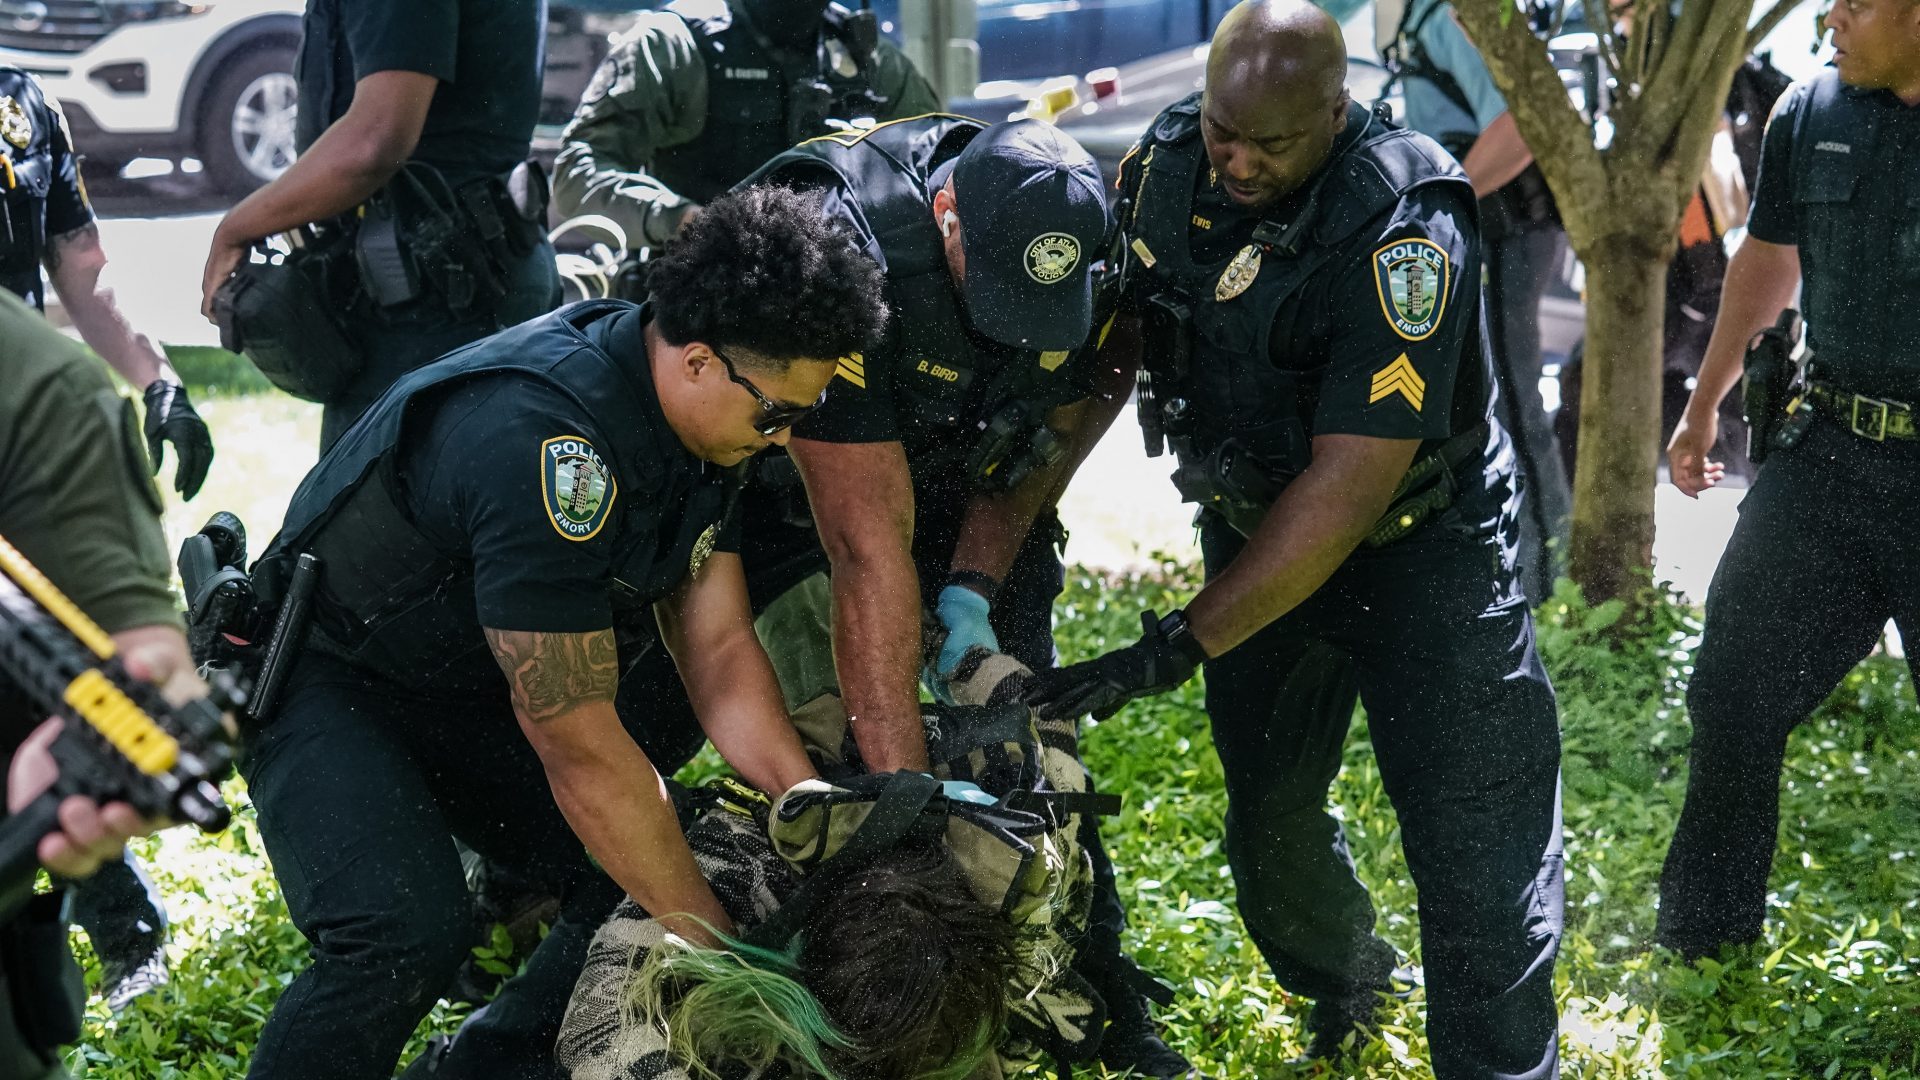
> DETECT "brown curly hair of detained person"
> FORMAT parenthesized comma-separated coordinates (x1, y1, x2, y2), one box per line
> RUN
(797, 839, 1020, 1079)
(647, 185, 889, 374)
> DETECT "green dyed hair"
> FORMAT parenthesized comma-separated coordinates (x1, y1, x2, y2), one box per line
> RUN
(628, 842, 1019, 1079)
(627, 927, 853, 1080)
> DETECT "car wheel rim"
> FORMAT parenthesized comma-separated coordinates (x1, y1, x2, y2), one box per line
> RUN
(229, 71, 298, 184)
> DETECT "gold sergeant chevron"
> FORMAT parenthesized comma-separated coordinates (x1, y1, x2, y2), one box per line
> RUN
(1370, 353, 1426, 411)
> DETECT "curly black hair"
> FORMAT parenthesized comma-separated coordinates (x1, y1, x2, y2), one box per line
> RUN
(649, 185, 889, 374)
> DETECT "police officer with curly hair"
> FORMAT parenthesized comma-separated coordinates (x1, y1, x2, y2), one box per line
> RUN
(231, 186, 889, 1080)
(1025, 3, 1565, 1075)
(1658, 0, 1920, 960)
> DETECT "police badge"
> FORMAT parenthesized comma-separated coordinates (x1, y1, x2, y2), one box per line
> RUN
(1215, 244, 1262, 302)
(0, 97, 31, 150)
(688, 523, 718, 578)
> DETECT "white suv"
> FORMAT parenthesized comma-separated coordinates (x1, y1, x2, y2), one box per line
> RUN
(0, 0, 302, 194)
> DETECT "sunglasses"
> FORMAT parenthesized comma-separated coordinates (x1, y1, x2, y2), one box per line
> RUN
(710, 345, 826, 436)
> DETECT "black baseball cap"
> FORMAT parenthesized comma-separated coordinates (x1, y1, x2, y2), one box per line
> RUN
(943, 120, 1110, 352)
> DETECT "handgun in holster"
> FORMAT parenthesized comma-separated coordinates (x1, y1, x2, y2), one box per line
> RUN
(179, 513, 259, 684)
(1742, 307, 1805, 465)
(176, 512, 321, 726)
(1138, 293, 1193, 458)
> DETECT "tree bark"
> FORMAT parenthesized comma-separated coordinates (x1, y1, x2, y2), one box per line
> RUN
(1567, 240, 1668, 602)
(1451, 0, 1809, 603)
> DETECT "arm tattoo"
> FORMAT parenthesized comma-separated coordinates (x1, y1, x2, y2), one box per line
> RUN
(43, 221, 100, 274)
(485, 628, 620, 723)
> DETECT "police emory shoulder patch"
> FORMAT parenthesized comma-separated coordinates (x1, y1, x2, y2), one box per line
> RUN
(542, 436, 617, 541)
(1372, 238, 1450, 342)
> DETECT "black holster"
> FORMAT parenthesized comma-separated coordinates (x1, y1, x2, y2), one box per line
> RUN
(1137, 293, 1194, 458)
(968, 399, 1065, 492)
(1742, 308, 1805, 464)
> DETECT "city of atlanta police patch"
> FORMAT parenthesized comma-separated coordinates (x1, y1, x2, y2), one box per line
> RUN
(542, 436, 616, 541)
(1372, 238, 1449, 342)
(1025, 233, 1080, 284)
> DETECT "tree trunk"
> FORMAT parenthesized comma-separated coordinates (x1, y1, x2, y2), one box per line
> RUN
(1567, 239, 1669, 602)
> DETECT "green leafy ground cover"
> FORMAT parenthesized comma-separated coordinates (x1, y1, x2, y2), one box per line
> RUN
(62, 381, 1920, 1077)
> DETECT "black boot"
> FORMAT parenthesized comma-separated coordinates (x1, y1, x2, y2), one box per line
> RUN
(1287, 966, 1420, 1066)
(1288, 992, 1378, 1066)
(1099, 978, 1198, 1079)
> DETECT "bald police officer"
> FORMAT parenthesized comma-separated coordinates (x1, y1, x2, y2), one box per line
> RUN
(1, 67, 213, 500)
(1025, 3, 1564, 1075)
(553, 0, 938, 255)
(1658, 0, 1920, 959)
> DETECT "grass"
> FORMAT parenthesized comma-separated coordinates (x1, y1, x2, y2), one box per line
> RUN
(62, 387, 1920, 1078)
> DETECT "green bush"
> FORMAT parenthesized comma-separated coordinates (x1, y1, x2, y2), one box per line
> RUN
(65, 565, 1919, 1078)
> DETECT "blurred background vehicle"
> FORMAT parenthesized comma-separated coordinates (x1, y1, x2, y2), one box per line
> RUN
(0, 0, 303, 194)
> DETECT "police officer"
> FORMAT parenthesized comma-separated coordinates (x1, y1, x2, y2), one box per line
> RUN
(201, 0, 563, 451)
(1, 67, 213, 500)
(1388, 0, 1570, 602)
(1658, 0, 1920, 960)
(552, 0, 938, 257)
(732, 118, 1193, 1076)
(0, 287, 205, 1078)
(231, 187, 887, 1080)
(1023, 3, 1565, 1075)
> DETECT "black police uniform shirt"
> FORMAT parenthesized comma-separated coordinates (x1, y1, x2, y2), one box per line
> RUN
(788, 179, 1068, 490)
(287, 305, 740, 695)
(1745, 72, 1920, 401)
(296, 0, 544, 186)
(0, 68, 94, 309)
(1121, 109, 1482, 451)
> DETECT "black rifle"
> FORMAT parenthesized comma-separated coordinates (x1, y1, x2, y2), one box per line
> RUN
(0, 535, 244, 890)
(1742, 307, 1804, 464)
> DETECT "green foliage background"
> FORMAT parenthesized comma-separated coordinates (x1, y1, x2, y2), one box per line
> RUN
(64, 379, 1920, 1078)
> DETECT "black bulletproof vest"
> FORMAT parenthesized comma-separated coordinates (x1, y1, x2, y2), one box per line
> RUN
(257, 301, 732, 691)
(745, 116, 1093, 478)
(1128, 94, 1483, 477)
(1786, 72, 1920, 393)
(652, 0, 893, 205)
(0, 70, 55, 308)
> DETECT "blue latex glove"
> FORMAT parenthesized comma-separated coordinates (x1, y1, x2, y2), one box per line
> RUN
(938, 779, 997, 807)
(933, 584, 999, 678)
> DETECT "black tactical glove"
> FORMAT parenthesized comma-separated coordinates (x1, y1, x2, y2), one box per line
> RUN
(1023, 609, 1208, 721)
(143, 380, 214, 500)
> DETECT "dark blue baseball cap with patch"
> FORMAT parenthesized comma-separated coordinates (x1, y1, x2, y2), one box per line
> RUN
(944, 119, 1110, 352)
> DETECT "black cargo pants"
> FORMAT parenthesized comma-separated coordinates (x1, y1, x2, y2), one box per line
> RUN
(1658, 421, 1920, 956)
(240, 650, 701, 1080)
(1200, 511, 1564, 1080)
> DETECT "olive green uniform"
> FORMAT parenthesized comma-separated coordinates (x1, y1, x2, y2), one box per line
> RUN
(0, 290, 177, 636)
(553, 0, 940, 248)
(0, 289, 180, 1080)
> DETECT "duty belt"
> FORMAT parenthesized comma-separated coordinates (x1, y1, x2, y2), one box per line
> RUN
(1806, 383, 1918, 442)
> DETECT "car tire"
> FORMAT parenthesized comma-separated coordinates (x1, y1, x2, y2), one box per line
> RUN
(196, 43, 299, 197)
